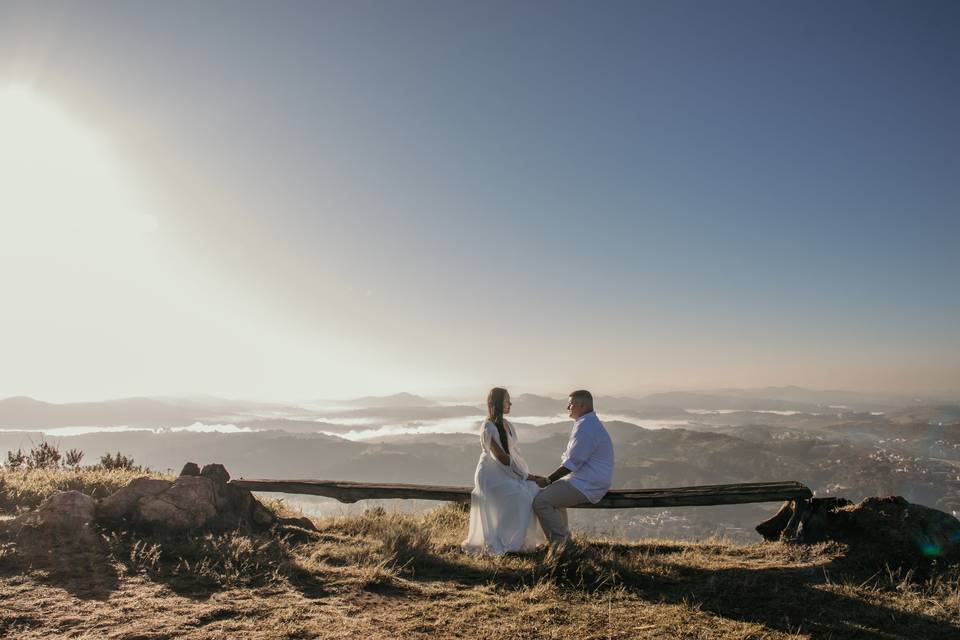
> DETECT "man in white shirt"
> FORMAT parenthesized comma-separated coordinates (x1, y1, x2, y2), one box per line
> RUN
(532, 389, 614, 544)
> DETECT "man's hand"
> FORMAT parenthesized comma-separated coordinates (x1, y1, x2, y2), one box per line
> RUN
(529, 474, 550, 488)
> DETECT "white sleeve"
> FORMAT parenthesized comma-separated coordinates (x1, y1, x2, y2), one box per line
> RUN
(561, 422, 597, 472)
(508, 451, 529, 481)
(505, 420, 531, 480)
(480, 421, 495, 451)
(487, 421, 528, 481)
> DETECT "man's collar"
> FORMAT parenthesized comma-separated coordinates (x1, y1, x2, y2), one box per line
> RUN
(575, 410, 596, 424)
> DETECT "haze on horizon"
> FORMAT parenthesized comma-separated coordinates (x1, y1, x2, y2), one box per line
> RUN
(1, 1, 958, 404)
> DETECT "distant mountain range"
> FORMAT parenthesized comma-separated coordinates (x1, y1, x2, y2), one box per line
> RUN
(616, 392, 822, 412)
(0, 395, 305, 429)
(318, 405, 482, 422)
(340, 392, 438, 408)
(2, 387, 955, 430)
(0, 396, 211, 429)
(511, 393, 566, 416)
(703, 386, 928, 410)
(510, 391, 826, 415)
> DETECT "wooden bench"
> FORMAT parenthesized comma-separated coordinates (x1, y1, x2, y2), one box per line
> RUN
(230, 479, 811, 508)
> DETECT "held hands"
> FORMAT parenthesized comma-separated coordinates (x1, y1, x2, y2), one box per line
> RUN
(528, 474, 551, 488)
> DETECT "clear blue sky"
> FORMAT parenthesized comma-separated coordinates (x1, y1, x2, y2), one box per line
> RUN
(1, 1, 958, 400)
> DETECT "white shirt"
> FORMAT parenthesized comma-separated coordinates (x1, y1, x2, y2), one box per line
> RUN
(560, 411, 614, 503)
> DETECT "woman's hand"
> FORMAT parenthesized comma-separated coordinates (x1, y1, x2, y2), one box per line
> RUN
(527, 474, 550, 488)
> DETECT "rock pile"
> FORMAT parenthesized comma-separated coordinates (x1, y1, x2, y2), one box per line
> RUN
(2, 462, 315, 545)
(97, 462, 315, 533)
(757, 496, 960, 563)
(97, 463, 270, 532)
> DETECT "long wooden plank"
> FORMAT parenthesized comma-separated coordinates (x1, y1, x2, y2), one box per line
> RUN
(231, 479, 811, 508)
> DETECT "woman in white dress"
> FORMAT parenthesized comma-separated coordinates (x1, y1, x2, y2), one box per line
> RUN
(462, 387, 546, 555)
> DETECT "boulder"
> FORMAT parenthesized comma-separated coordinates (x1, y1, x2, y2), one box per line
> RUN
(135, 476, 220, 530)
(179, 462, 201, 477)
(200, 463, 230, 484)
(757, 496, 960, 564)
(1, 491, 108, 578)
(838, 497, 960, 560)
(757, 497, 852, 542)
(97, 477, 173, 523)
(11, 490, 97, 546)
(252, 502, 275, 527)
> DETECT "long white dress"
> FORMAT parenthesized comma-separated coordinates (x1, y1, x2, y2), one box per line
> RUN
(462, 419, 545, 555)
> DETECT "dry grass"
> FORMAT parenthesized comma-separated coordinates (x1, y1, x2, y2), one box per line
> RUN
(0, 470, 958, 638)
(102, 529, 291, 591)
(0, 466, 169, 513)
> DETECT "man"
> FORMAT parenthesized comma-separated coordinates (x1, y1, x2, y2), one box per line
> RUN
(532, 389, 614, 544)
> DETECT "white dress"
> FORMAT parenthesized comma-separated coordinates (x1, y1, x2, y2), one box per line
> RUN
(462, 419, 545, 555)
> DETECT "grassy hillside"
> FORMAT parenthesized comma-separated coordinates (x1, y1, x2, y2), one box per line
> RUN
(1, 468, 959, 639)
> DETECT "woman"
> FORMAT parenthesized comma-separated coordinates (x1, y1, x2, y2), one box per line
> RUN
(462, 387, 546, 554)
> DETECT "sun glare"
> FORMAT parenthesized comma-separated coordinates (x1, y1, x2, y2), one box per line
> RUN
(0, 84, 382, 400)
(0, 84, 157, 258)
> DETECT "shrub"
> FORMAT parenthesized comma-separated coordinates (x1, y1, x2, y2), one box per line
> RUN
(27, 442, 62, 469)
(99, 451, 140, 471)
(4, 445, 138, 472)
(64, 448, 84, 468)
(5, 449, 26, 469)
(4, 443, 86, 470)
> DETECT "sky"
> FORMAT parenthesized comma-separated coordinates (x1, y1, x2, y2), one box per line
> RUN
(0, 1, 958, 402)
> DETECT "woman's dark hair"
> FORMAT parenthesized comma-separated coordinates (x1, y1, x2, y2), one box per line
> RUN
(486, 387, 510, 456)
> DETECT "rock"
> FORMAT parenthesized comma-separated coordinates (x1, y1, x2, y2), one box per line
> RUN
(12, 491, 97, 546)
(206, 482, 260, 531)
(275, 515, 320, 542)
(756, 500, 797, 540)
(94, 463, 278, 534)
(757, 495, 960, 565)
(794, 497, 852, 542)
(3, 491, 110, 581)
(200, 463, 230, 484)
(757, 497, 852, 542)
(837, 497, 960, 560)
(252, 502, 275, 527)
(23, 490, 95, 531)
(136, 476, 220, 530)
(278, 515, 318, 531)
(179, 462, 201, 477)
(97, 477, 173, 523)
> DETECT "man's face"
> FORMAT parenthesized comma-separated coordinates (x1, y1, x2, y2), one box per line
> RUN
(567, 397, 588, 420)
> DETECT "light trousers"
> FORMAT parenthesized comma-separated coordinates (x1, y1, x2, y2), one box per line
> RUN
(532, 480, 588, 543)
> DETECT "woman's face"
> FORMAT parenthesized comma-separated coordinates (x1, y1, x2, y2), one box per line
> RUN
(503, 394, 512, 415)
